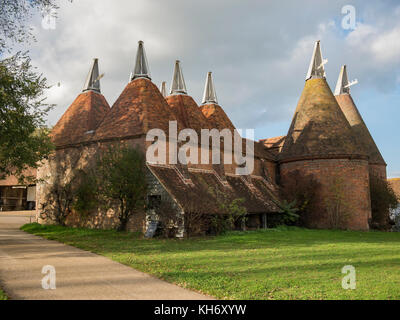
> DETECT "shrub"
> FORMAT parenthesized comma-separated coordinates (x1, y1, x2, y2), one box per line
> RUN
(96, 145, 147, 231)
(72, 169, 98, 221)
(370, 175, 398, 230)
(280, 170, 321, 227)
(210, 189, 247, 235)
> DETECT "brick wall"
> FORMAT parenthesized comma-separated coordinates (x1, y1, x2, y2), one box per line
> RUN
(280, 158, 371, 230)
(369, 164, 387, 180)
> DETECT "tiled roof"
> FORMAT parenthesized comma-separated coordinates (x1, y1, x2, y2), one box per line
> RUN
(199, 103, 275, 160)
(280, 78, 367, 162)
(51, 90, 110, 147)
(259, 136, 286, 156)
(148, 164, 280, 214)
(165, 95, 212, 134)
(388, 178, 400, 199)
(0, 168, 37, 186)
(93, 78, 178, 141)
(335, 94, 386, 165)
(200, 103, 236, 132)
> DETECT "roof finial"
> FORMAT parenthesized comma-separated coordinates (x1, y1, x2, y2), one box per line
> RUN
(170, 60, 187, 95)
(201, 71, 218, 105)
(83, 58, 102, 93)
(160, 81, 167, 97)
(131, 40, 151, 81)
(306, 40, 328, 80)
(334, 65, 358, 95)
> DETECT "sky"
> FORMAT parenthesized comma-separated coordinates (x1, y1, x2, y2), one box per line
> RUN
(22, 0, 400, 177)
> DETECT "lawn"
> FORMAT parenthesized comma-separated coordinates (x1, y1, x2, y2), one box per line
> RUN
(21, 223, 400, 300)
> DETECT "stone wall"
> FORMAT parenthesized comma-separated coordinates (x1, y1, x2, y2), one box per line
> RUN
(280, 158, 371, 230)
(36, 137, 148, 232)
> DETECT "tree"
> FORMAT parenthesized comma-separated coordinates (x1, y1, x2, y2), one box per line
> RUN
(370, 175, 398, 230)
(0, 53, 54, 181)
(0, 0, 58, 53)
(0, 1, 60, 181)
(96, 145, 147, 231)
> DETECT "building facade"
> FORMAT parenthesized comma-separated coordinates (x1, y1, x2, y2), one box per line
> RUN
(13, 40, 388, 234)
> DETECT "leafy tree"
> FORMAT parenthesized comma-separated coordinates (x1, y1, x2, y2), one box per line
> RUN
(0, 52, 54, 180)
(0, 1, 62, 181)
(370, 175, 398, 230)
(0, 0, 58, 53)
(96, 145, 147, 231)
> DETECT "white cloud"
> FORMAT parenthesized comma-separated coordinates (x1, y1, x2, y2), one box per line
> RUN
(22, 0, 400, 131)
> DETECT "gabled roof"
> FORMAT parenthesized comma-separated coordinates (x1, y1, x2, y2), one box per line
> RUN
(280, 77, 366, 162)
(148, 164, 280, 214)
(166, 94, 212, 134)
(51, 90, 110, 147)
(93, 78, 178, 141)
(335, 93, 386, 165)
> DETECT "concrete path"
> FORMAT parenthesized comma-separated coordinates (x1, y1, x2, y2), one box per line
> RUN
(0, 213, 212, 300)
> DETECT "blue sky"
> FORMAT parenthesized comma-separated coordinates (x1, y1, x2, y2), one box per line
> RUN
(22, 0, 400, 177)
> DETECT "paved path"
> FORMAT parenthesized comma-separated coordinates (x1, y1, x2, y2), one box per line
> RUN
(0, 214, 211, 300)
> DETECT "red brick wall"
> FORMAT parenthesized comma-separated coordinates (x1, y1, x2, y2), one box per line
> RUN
(280, 158, 371, 230)
(369, 164, 387, 180)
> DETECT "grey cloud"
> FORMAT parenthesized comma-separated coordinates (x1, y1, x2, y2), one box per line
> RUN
(25, 0, 400, 135)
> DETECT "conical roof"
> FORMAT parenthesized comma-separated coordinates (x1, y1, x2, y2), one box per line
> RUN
(200, 103, 236, 132)
(335, 90, 385, 165)
(280, 77, 367, 161)
(51, 90, 110, 147)
(199, 71, 235, 131)
(51, 59, 110, 147)
(93, 78, 178, 141)
(166, 94, 212, 134)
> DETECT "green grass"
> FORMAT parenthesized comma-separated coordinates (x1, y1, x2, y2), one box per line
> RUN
(0, 289, 8, 300)
(21, 223, 400, 300)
